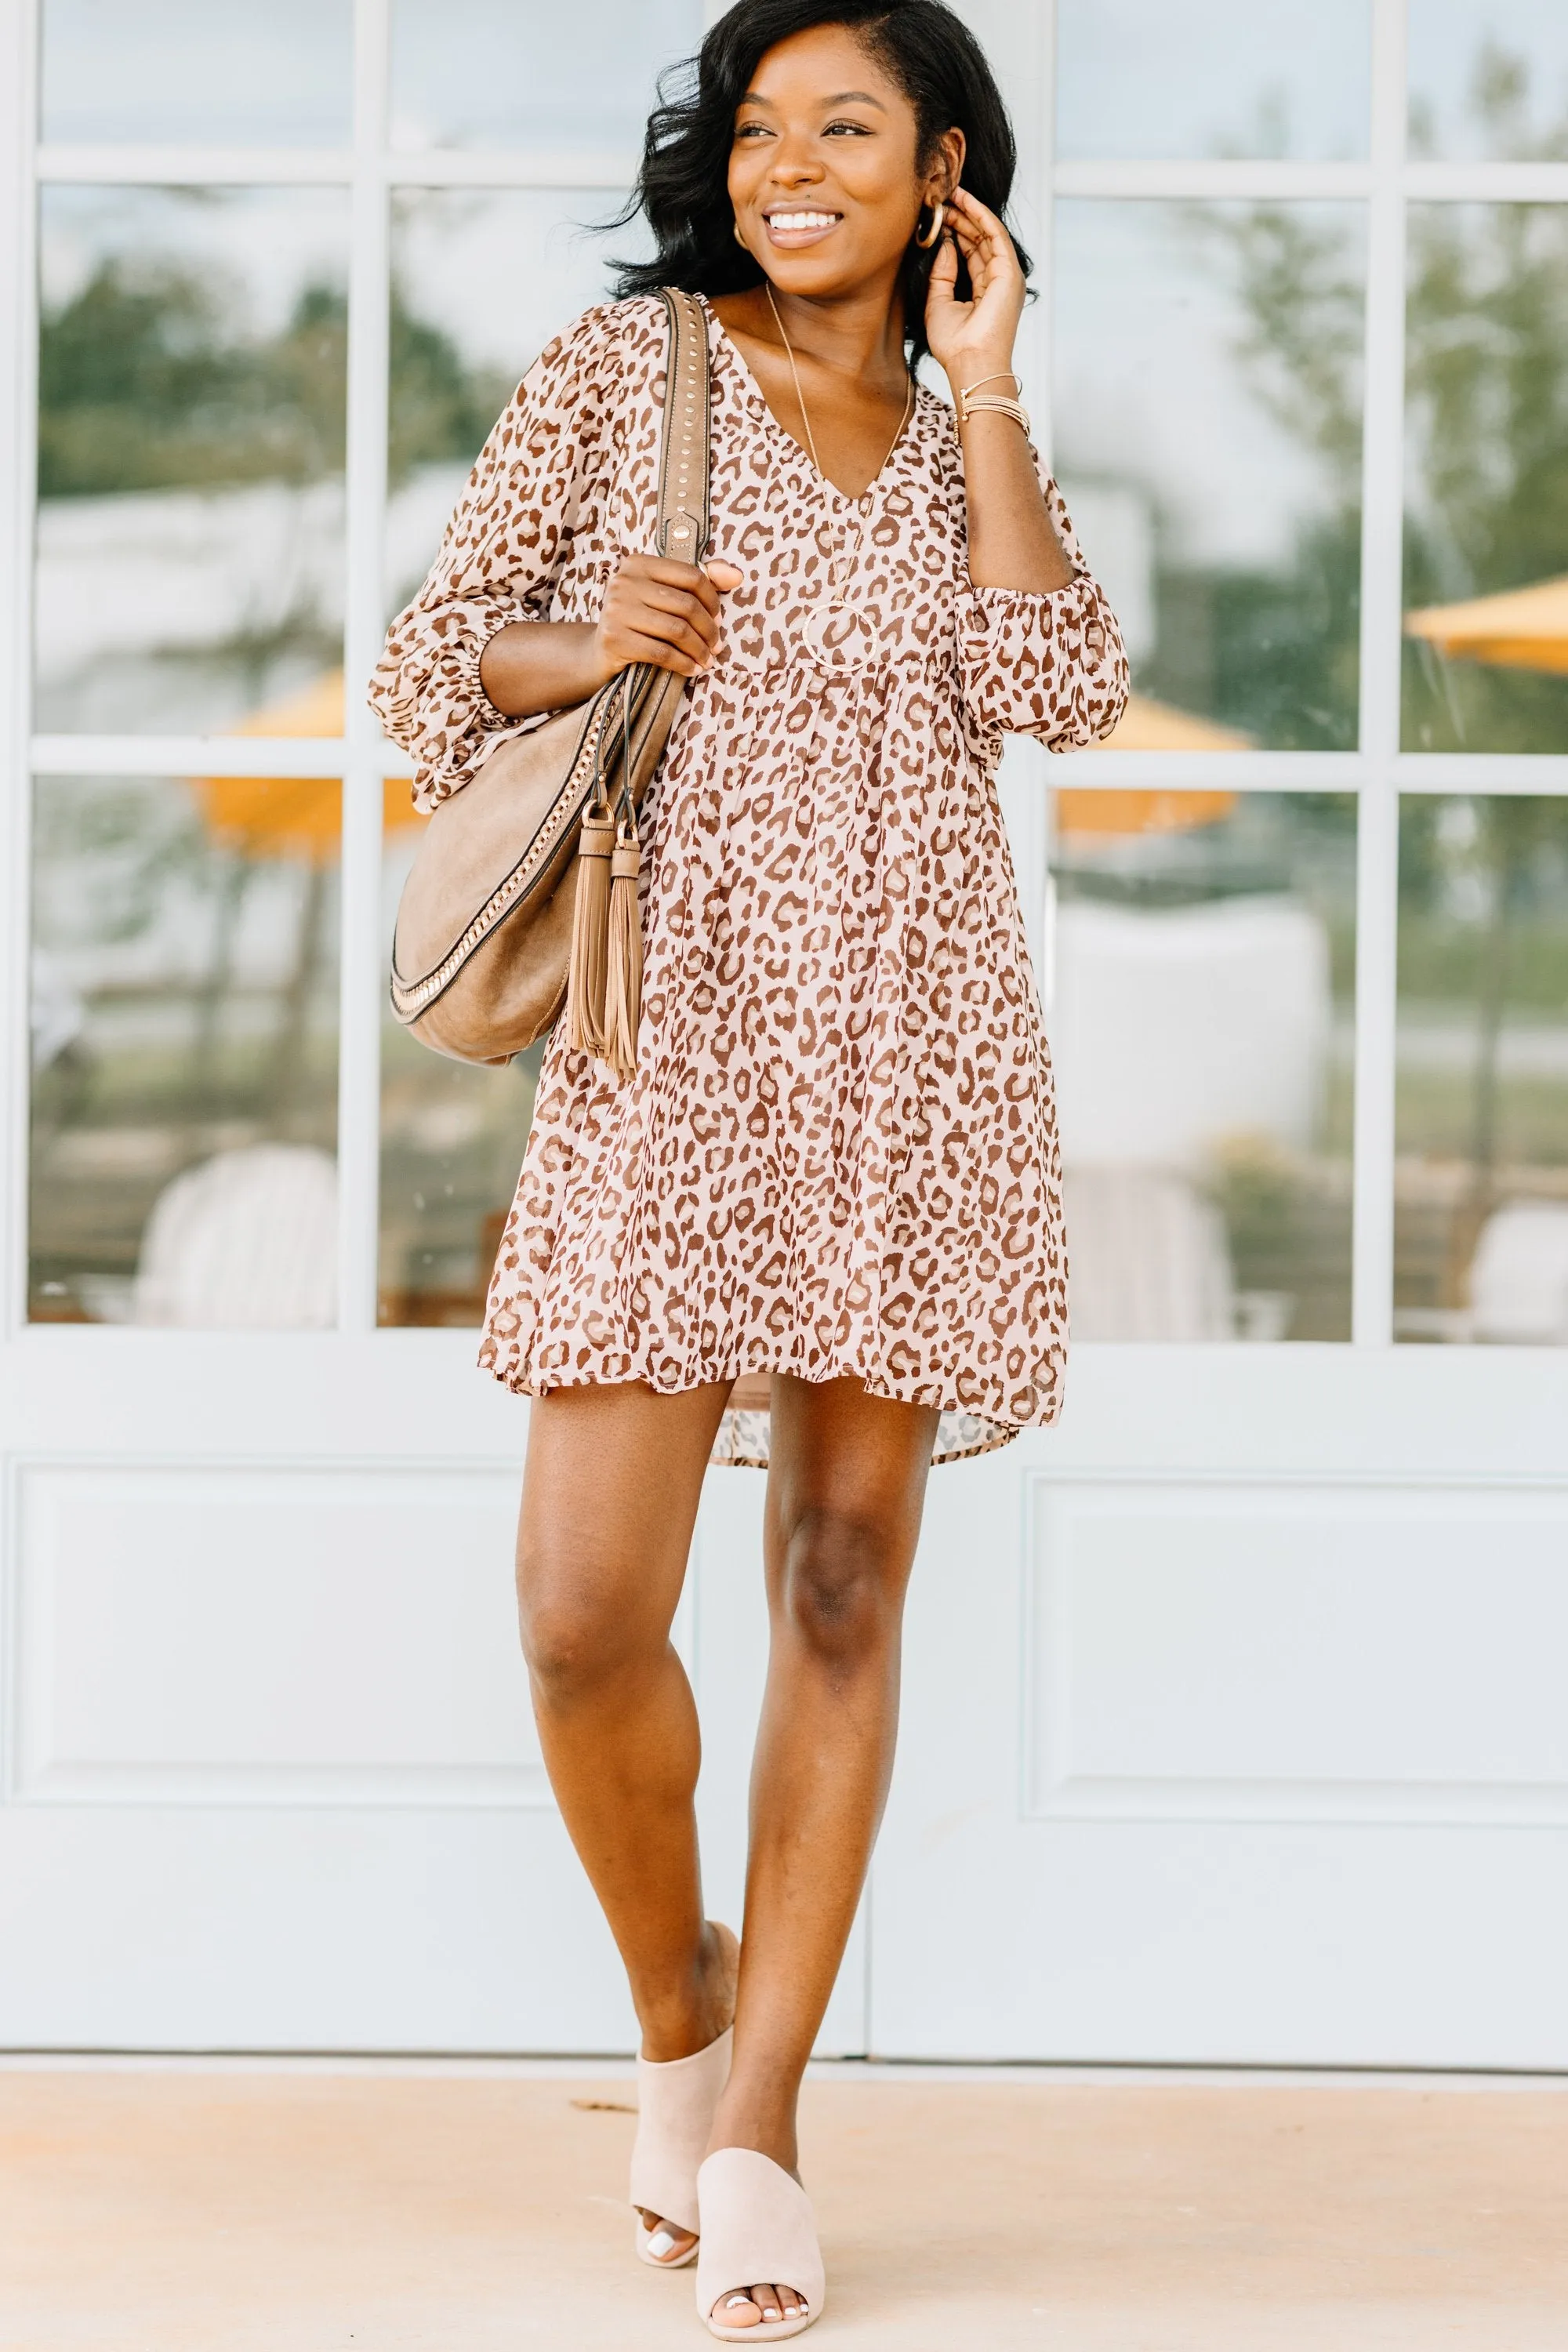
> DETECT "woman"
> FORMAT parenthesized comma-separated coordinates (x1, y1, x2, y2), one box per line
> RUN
(372, 1, 1125, 2336)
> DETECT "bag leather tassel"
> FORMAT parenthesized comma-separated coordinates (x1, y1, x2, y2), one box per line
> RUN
(602, 822, 644, 1082)
(566, 804, 615, 1055)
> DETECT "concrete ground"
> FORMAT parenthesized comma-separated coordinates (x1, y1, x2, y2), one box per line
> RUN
(2, 2060, 1566, 2350)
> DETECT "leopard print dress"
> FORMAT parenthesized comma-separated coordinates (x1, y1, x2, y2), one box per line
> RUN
(371, 295, 1128, 1465)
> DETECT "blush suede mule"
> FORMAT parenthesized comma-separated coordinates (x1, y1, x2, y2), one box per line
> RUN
(630, 2024, 734, 2267)
(695, 2147, 825, 2339)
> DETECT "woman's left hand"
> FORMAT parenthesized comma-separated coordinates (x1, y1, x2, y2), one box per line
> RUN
(924, 185, 1026, 395)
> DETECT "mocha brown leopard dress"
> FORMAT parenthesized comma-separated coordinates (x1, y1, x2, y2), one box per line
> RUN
(371, 293, 1127, 1465)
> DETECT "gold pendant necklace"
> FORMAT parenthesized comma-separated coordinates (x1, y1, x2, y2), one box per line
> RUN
(765, 283, 913, 615)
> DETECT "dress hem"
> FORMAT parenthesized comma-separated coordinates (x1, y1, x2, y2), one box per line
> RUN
(477, 1348, 1047, 1468)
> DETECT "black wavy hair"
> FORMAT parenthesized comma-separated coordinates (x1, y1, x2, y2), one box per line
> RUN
(608, 0, 1029, 365)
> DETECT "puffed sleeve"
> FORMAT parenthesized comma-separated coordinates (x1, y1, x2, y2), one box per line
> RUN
(956, 471, 1130, 750)
(368, 303, 615, 810)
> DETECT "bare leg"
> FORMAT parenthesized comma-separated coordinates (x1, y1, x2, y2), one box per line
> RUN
(516, 1377, 736, 2259)
(706, 1374, 938, 2328)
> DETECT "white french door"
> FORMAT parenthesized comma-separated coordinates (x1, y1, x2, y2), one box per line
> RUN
(4, 0, 1568, 2065)
(1, 0, 726, 2054)
(869, 0, 1568, 2067)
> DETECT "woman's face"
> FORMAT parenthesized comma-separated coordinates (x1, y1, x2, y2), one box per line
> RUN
(728, 24, 958, 299)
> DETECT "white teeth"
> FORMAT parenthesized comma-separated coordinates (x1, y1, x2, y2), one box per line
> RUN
(768, 212, 837, 230)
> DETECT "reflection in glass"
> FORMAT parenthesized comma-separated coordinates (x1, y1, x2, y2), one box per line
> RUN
(1396, 797, 1568, 1345)
(1054, 201, 1364, 752)
(390, 0, 702, 151)
(1049, 792, 1356, 1341)
(1402, 205, 1568, 756)
(1056, 0, 1370, 162)
(1408, 0, 1568, 162)
(37, 187, 348, 737)
(41, 0, 353, 147)
(387, 190, 630, 617)
(30, 775, 340, 1327)
(379, 786, 538, 1326)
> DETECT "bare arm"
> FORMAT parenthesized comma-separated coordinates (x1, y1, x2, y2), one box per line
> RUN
(477, 554, 745, 720)
(953, 406, 1075, 591)
(924, 187, 1075, 593)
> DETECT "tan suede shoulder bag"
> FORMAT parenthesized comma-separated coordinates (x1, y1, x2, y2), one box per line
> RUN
(388, 286, 712, 1073)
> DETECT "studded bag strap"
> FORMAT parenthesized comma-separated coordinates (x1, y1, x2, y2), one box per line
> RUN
(655, 287, 713, 564)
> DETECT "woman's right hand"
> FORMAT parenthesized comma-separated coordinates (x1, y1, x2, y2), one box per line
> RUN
(478, 557, 745, 720)
(593, 554, 745, 682)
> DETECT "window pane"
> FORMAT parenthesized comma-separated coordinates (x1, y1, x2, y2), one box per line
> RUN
(1054, 201, 1364, 752)
(380, 193, 629, 1325)
(1396, 796, 1568, 1345)
(1056, 0, 1371, 162)
(1409, 0, 1568, 162)
(31, 775, 339, 1327)
(1050, 791, 1356, 1342)
(37, 187, 348, 739)
(41, 0, 352, 147)
(379, 786, 537, 1327)
(388, 189, 629, 617)
(389, 0, 702, 151)
(1402, 205, 1568, 757)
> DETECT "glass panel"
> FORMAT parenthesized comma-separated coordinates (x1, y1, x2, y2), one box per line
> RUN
(379, 783, 539, 1327)
(41, 0, 353, 147)
(1409, 0, 1568, 162)
(1396, 796, 1568, 1345)
(1054, 201, 1365, 752)
(1402, 205, 1568, 756)
(1056, 0, 1371, 162)
(388, 189, 630, 617)
(390, 0, 702, 152)
(380, 192, 626, 1321)
(37, 186, 348, 736)
(30, 774, 339, 1327)
(1050, 791, 1356, 1342)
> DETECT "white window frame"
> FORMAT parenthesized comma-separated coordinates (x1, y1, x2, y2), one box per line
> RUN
(5, 0, 1568, 1352)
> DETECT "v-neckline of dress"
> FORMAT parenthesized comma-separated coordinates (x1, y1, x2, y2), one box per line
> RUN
(698, 292, 924, 509)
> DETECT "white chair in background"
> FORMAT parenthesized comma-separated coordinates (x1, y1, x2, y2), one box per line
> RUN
(1051, 895, 1332, 1167)
(1049, 894, 1334, 1342)
(1468, 1201, 1568, 1345)
(133, 1144, 338, 1329)
(1063, 1164, 1236, 1341)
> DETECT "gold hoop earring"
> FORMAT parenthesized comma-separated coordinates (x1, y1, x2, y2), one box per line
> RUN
(734, 220, 748, 249)
(915, 198, 946, 250)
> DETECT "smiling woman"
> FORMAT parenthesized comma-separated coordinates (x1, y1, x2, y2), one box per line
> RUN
(368, 3, 1126, 2339)
(612, 0, 1029, 363)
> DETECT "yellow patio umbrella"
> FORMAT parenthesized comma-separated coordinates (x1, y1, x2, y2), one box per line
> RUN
(198, 670, 425, 860)
(1405, 575, 1568, 677)
(201, 678, 1254, 850)
(1055, 691, 1249, 838)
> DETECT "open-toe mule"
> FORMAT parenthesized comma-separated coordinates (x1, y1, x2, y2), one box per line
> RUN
(630, 2024, 734, 2268)
(695, 2147, 825, 2339)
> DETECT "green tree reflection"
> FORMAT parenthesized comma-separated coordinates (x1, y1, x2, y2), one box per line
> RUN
(1200, 47, 1568, 756)
(1152, 202, 1364, 750)
(1197, 47, 1568, 1322)
(38, 260, 510, 499)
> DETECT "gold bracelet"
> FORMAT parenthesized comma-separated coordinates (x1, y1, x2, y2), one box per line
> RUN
(960, 370, 1022, 401)
(959, 391, 1032, 434)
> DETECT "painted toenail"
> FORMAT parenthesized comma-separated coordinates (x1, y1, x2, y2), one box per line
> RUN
(648, 2227, 677, 2256)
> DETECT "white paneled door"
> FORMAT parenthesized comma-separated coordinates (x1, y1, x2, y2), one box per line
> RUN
(5, 0, 1568, 2061)
(876, 1352, 1568, 2067)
